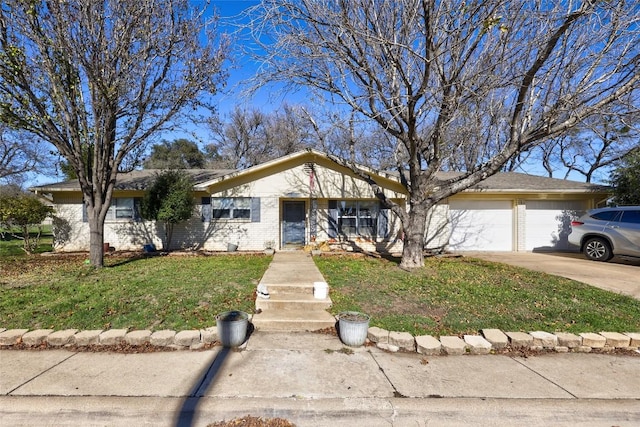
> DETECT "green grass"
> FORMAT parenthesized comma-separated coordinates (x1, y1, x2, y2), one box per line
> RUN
(2, 251, 639, 335)
(0, 254, 271, 331)
(315, 255, 640, 336)
(0, 225, 53, 256)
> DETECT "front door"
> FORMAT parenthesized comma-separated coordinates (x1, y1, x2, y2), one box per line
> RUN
(282, 201, 306, 247)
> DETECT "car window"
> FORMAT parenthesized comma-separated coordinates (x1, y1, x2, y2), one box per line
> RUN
(591, 210, 621, 221)
(619, 210, 640, 224)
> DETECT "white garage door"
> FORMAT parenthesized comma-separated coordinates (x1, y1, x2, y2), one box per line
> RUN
(525, 200, 586, 250)
(449, 200, 513, 251)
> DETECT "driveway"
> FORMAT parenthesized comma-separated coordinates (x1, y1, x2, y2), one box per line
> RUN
(467, 251, 640, 300)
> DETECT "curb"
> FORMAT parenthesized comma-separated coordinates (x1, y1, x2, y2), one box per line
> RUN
(1, 324, 639, 355)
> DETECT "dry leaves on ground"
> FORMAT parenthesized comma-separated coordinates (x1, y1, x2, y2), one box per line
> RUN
(208, 415, 295, 427)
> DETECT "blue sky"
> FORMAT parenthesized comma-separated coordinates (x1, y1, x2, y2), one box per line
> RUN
(29, 0, 296, 186)
(26, 1, 611, 186)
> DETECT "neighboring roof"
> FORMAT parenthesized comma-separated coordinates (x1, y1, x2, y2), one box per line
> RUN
(30, 150, 610, 195)
(435, 171, 610, 193)
(30, 169, 234, 193)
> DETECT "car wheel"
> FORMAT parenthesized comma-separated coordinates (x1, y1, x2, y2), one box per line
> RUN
(584, 237, 613, 262)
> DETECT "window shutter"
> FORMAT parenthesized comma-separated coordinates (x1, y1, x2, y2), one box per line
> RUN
(133, 198, 142, 222)
(201, 197, 211, 222)
(251, 197, 261, 222)
(328, 200, 338, 238)
(377, 204, 389, 238)
(82, 200, 88, 223)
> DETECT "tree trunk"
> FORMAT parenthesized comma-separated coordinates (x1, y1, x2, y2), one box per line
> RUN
(87, 206, 105, 268)
(165, 222, 174, 251)
(399, 203, 428, 270)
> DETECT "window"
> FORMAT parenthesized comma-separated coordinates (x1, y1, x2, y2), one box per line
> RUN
(335, 200, 378, 238)
(106, 198, 136, 221)
(591, 210, 621, 222)
(620, 210, 640, 224)
(83, 197, 140, 222)
(212, 197, 252, 220)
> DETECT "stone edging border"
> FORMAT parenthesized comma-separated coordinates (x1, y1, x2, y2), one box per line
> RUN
(1, 324, 639, 355)
(366, 327, 640, 355)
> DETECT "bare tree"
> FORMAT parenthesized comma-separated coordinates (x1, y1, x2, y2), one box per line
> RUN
(519, 108, 640, 182)
(249, 0, 640, 269)
(0, 0, 229, 266)
(208, 106, 269, 169)
(207, 104, 315, 168)
(0, 125, 47, 184)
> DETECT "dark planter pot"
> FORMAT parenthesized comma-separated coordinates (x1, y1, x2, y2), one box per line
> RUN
(337, 311, 370, 347)
(216, 310, 249, 347)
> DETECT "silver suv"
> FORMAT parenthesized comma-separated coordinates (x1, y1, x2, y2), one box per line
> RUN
(568, 206, 640, 261)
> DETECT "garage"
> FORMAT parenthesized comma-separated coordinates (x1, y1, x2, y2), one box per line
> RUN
(525, 200, 587, 251)
(449, 200, 514, 251)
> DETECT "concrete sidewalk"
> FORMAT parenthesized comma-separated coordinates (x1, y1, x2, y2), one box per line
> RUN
(2, 332, 639, 426)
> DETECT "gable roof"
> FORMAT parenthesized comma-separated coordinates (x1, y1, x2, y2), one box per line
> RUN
(30, 149, 609, 195)
(192, 149, 401, 190)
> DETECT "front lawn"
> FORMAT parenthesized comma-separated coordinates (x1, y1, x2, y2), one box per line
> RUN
(1, 252, 639, 335)
(0, 254, 271, 331)
(315, 255, 640, 336)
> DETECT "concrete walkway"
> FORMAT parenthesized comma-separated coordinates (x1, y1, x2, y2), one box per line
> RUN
(2, 332, 640, 426)
(252, 251, 336, 331)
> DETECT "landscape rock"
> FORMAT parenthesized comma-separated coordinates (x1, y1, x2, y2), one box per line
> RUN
(190, 342, 205, 350)
(576, 345, 592, 353)
(73, 330, 103, 346)
(624, 332, 640, 348)
(367, 326, 389, 344)
(554, 332, 581, 348)
(377, 342, 399, 352)
(415, 335, 442, 355)
(440, 336, 467, 355)
(580, 332, 606, 348)
(151, 330, 176, 347)
(554, 346, 569, 353)
(22, 329, 54, 346)
(175, 330, 201, 347)
(47, 329, 78, 346)
(0, 329, 28, 346)
(464, 335, 492, 354)
(389, 331, 415, 352)
(529, 331, 558, 348)
(200, 327, 218, 344)
(99, 329, 128, 345)
(481, 329, 508, 349)
(125, 330, 152, 345)
(599, 332, 630, 348)
(505, 331, 533, 348)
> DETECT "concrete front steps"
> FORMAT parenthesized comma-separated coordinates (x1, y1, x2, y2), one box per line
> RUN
(252, 309, 336, 331)
(255, 284, 331, 311)
(251, 252, 336, 331)
(252, 283, 336, 331)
